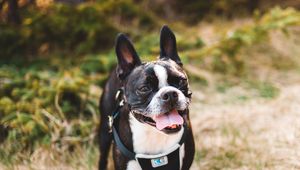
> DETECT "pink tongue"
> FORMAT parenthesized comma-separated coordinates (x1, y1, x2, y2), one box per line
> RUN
(153, 109, 184, 130)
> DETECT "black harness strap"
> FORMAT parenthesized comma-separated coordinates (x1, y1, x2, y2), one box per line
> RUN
(112, 124, 136, 160)
(109, 89, 136, 159)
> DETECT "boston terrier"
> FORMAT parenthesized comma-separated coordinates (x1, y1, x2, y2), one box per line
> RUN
(98, 25, 195, 170)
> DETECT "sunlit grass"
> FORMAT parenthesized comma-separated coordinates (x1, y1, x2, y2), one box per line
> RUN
(0, 6, 300, 170)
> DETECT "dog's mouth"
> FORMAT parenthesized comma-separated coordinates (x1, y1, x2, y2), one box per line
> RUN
(132, 109, 184, 133)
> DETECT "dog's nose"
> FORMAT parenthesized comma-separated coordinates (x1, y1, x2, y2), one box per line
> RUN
(161, 91, 178, 105)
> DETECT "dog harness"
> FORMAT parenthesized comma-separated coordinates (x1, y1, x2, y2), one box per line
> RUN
(109, 89, 187, 170)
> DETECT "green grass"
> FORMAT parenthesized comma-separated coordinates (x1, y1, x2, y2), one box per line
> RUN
(246, 81, 280, 99)
(0, 6, 299, 169)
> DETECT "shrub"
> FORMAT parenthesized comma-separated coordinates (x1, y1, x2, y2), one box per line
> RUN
(0, 0, 157, 58)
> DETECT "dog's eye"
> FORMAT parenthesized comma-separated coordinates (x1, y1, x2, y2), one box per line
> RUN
(178, 78, 188, 87)
(187, 90, 192, 98)
(138, 85, 152, 93)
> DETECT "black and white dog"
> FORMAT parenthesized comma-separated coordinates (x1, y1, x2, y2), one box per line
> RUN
(98, 26, 195, 170)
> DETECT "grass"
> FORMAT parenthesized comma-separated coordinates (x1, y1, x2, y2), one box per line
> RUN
(0, 7, 300, 170)
(2, 74, 299, 170)
(190, 70, 300, 169)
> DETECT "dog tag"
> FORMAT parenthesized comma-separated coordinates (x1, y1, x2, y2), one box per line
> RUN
(151, 156, 168, 168)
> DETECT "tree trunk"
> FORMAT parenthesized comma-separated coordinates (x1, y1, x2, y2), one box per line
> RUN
(0, 0, 6, 12)
(7, 0, 21, 25)
(248, 0, 259, 12)
(0, 125, 8, 143)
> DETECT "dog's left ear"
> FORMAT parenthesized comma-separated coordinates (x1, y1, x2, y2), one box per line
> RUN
(115, 33, 141, 80)
(159, 25, 182, 66)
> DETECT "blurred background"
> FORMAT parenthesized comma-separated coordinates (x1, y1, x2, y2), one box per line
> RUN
(0, 0, 300, 169)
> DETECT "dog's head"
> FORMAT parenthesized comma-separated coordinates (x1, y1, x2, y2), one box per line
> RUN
(116, 26, 192, 134)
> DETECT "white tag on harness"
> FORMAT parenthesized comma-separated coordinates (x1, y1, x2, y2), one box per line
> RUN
(151, 156, 168, 168)
(135, 144, 181, 170)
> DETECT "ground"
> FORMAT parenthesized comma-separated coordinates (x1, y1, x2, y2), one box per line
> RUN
(2, 70, 300, 170)
(190, 71, 300, 170)
(1, 16, 299, 169)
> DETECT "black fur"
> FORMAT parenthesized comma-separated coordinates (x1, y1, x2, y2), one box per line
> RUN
(98, 26, 195, 170)
(160, 25, 182, 66)
(115, 33, 141, 80)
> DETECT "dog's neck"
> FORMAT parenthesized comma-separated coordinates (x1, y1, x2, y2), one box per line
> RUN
(128, 112, 184, 155)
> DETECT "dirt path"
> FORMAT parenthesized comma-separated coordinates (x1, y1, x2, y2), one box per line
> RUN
(190, 80, 300, 169)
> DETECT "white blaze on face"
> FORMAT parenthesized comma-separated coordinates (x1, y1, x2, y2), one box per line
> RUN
(128, 63, 187, 169)
(153, 65, 168, 88)
(145, 64, 189, 116)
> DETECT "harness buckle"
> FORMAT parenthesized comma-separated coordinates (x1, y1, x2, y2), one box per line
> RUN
(115, 89, 123, 101)
(115, 89, 125, 107)
(108, 115, 113, 133)
(119, 99, 125, 106)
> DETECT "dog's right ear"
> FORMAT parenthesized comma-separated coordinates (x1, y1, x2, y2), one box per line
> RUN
(115, 33, 141, 80)
(160, 25, 182, 66)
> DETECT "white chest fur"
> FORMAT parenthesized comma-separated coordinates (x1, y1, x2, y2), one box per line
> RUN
(127, 113, 185, 170)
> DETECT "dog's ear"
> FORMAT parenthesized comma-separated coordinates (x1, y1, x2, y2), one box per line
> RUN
(159, 25, 182, 66)
(115, 33, 141, 80)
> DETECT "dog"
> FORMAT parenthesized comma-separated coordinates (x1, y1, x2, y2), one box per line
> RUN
(98, 25, 195, 170)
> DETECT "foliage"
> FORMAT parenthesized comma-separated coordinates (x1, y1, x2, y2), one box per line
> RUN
(0, 6, 299, 166)
(136, 0, 260, 24)
(0, 0, 157, 58)
(0, 56, 114, 162)
(185, 7, 300, 75)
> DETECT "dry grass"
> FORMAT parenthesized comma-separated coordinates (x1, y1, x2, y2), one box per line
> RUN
(0, 145, 99, 170)
(190, 72, 300, 170)
(1, 20, 299, 170)
(2, 71, 300, 170)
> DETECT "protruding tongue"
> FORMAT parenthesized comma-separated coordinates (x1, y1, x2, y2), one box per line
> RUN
(153, 109, 184, 130)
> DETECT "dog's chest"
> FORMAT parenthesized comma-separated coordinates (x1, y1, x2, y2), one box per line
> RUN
(127, 114, 185, 170)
